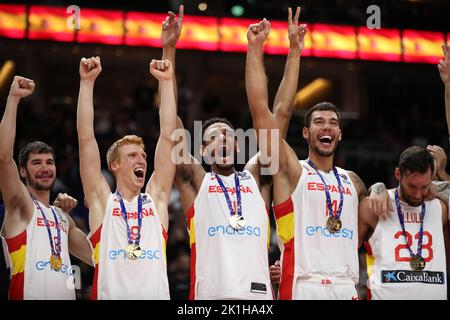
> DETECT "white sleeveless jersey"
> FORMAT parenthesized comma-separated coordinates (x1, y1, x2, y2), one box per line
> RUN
(273, 160, 359, 300)
(89, 193, 170, 300)
(187, 171, 272, 300)
(365, 189, 447, 300)
(1, 200, 75, 300)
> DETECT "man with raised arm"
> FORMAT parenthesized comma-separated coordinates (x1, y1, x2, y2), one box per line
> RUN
(0, 76, 92, 300)
(76, 57, 177, 299)
(161, 6, 307, 299)
(246, 18, 368, 300)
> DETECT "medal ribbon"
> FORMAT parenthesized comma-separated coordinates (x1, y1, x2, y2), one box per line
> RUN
(307, 159, 344, 220)
(115, 191, 143, 246)
(214, 172, 242, 218)
(34, 200, 61, 257)
(394, 189, 426, 259)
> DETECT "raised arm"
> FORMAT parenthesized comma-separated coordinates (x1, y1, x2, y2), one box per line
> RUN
(427, 145, 450, 181)
(146, 60, 177, 231)
(438, 44, 450, 137)
(246, 19, 300, 199)
(76, 57, 110, 232)
(0, 76, 35, 235)
(273, 7, 308, 139)
(160, 4, 183, 105)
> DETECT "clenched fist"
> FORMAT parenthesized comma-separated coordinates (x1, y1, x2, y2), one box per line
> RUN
(247, 18, 271, 47)
(79, 56, 102, 82)
(149, 59, 173, 81)
(53, 193, 78, 213)
(9, 76, 35, 99)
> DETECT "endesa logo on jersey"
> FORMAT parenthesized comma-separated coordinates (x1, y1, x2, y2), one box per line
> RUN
(305, 225, 354, 240)
(108, 248, 161, 261)
(382, 270, 445, 284)
(208, 224, 261, 237)
(35, 260, 74, 276)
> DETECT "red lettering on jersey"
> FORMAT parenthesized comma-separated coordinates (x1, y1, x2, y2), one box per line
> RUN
(112, 207, 121, 216)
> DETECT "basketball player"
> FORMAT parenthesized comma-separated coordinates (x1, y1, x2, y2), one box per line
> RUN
(160, 6, 307, 299)
(358, 146, 449, 299)
(246, 19, 368, 300)
(0, 76, 93, 300)
(76, 57, 177, 299)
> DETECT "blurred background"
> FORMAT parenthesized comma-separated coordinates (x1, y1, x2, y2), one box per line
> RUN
(0, 0, 449, 299)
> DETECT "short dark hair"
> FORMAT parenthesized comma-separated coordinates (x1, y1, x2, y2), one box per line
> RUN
(18, 141, 55, 168)
(201, 117, 234, 143)
(398, 146, 434, 176)
(304, 102, 341, 128)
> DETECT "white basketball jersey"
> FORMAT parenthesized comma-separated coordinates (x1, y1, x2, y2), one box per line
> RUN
(365, 189, 447, 300)
(1, 200, 75, 300)
(187, 171, 272, 300)
(273, 160, 359, 300)
(89, 193, 170, 299)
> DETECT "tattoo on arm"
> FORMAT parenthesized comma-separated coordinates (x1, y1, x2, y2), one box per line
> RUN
(368, 182, 386, 195)
(433, 181, 450, 203)
(349, 171, 368, 201)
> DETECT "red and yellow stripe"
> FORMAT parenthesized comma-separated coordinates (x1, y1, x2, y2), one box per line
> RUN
(5, 229, 27, 300)
(0, 4, 26, 39)
(186, 205, 197, 300)
(88, 225, 102, 300)
(125, 12, 165, 47)
(273, 197, 295, 300)
(402, 30, 444, 64)
(28, 6, 75, 42)
(358, 27, 401, 62)
(312, 24, 357, 59)
(77, 9, 123, 45)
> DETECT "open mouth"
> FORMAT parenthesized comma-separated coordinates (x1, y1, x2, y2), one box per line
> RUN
(133, 168, 145, 179)
(318, 135, 333, 146)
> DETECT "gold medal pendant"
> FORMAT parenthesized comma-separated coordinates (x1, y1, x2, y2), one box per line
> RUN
(410, 255, 426, 271)
(125, 244, 142, 260)
(229, 214, 246, 230)
(50, 254, 62, 271)
(326, 216, 342, 234)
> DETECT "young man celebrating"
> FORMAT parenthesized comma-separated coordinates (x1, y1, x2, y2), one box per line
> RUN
(0, 76, 93, 300)
(76, 57, 177, 299)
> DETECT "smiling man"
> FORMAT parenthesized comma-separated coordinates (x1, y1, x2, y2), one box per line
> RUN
(245, 18, 367, 299)
(76, 57, 177, 299)
(0, 76, 93, 300)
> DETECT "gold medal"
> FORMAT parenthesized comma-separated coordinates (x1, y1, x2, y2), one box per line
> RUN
(326, 216, 342, 234)
(50, 254, 62, 271)
(229, 214, 246, 230)
(125, 244, 142, 260)
(410, 255, 426, 271)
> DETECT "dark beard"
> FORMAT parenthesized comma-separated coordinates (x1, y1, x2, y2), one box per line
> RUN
(26, 175, 55, 191)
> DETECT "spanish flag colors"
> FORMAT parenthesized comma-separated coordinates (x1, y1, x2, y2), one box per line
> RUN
(0, 4, 448, 64)
(28, 6, 74, 42)
(358, 27, 401, 62)
(0, 4, 26, 39)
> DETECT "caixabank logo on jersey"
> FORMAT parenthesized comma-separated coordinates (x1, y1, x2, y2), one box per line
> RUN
(381, 270, 445, 284)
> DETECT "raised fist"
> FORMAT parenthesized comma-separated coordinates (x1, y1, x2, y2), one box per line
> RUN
(247, 18, 271, 47)
(79, 56, 102, 81)
(149, 59, 173, 81)
(9, 76, 35, 99)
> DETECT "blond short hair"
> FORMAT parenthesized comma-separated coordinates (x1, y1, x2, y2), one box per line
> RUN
(106, 135, 145, 172)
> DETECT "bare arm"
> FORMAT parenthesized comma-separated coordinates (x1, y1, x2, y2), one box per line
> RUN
(358, 196, 378, 248)
(427, 145, 450, 181)
(367, 182, 393, 220)
(0, 77, 35, 236)
(76, 57, 110, 232)
(347, 171, 368, 202)
(146, 60, 178, 231)
(273, 7, 308, 139)
(65, 212, 94, 267)
(438, 45, 450, 136)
